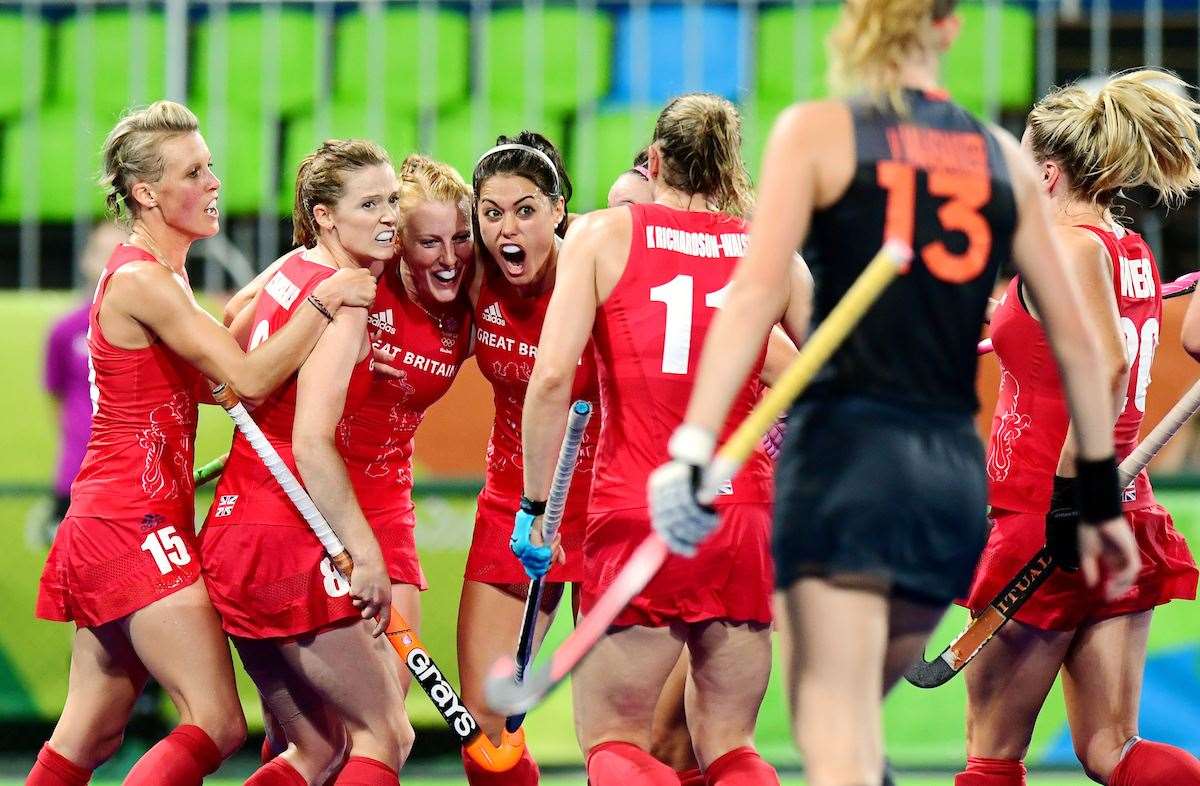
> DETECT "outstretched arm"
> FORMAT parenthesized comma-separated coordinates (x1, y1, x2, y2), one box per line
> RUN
(114, 261, 375, 404)
(522, 215, 604, 502)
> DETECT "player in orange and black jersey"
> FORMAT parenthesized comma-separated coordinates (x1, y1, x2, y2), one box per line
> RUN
(651, 2, 1140, 785)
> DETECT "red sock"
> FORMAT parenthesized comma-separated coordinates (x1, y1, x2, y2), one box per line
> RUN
(333, 756, 399, 786)
(1110, 739, 1200, 786)
(25, 744, 91, 786)
(123, 724, 224, 786)
(586, 741, 681, 786)
(953, 756, 1026, 786)
(704, 746, 779, 786)
(261, 735, 283, 765)
(246, 758, 307, 786)
(678, 767, 705, 786)
(461, 745, 539, 786)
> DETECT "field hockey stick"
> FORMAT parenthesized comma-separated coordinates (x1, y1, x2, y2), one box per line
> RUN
(193, 453, 228, 487)
(484, 240, 913, 717)
(905, 376, 1200, 689)
(976, 270, 1200, 356)
(211, 384, 526, 773)
(505, 400, 593, 733)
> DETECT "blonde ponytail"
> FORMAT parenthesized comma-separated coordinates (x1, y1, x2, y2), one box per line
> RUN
(1027, 69, 1200, 208)
(652, 93, 753, 217)
(828, 0, 958, 113)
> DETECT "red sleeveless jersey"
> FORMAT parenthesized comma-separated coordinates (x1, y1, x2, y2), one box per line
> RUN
(590, 203, 773, 513)
(986, 223, 1159, 513)
(205, 251, 373, 529)
(474, 273, 601, 499)
(338, 264, 472, 508)
(68, 244, 202, 525)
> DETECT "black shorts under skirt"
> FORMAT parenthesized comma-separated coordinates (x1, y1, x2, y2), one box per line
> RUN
(772, 395, 989, 606)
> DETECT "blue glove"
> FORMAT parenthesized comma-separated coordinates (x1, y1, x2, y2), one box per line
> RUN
(510, 510, 554, 580)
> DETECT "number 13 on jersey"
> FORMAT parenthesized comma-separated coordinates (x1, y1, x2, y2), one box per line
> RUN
(878, 160, 992, 284)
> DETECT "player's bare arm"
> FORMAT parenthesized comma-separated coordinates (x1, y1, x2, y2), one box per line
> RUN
(108, 259, 375, 404)
(683, 104, 837, 434)
(760, 255, 814, 385)
(1051, 226, 1132, 475)
(292, 305, 390, 635)
(997, 128, 1140, 595)
(522, 211, 607, 504)
(1184, 276, 1200, 361)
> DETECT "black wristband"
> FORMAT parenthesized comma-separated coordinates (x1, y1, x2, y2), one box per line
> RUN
(1049, 475, 1077, 511)
(307, 294, 335, 322)
(519, 496, 546, 516)
(1075, 456, 1122, 525)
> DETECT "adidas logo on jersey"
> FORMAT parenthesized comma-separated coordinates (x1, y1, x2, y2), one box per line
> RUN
(481, 303, 506, 326)
(215, 494, 238, 518)
(369, 309, 396, 334)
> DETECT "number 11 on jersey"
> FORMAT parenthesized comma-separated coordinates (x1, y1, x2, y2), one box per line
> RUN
(649, 275, 731, 375)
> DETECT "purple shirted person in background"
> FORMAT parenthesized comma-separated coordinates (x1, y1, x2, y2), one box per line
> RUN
(37, 223, 127, 542)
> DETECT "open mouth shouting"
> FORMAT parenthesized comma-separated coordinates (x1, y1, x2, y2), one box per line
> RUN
(375, 229, 396, 245)
(204, 197, 219, 219)
(498, 243, 527, 277)
(428, 264, 464, 295)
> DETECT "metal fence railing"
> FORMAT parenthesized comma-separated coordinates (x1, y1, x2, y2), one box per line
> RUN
(3, 1, 1200, 290)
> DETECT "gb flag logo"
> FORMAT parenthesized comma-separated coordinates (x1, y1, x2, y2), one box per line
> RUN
(215, 494, 238, 518)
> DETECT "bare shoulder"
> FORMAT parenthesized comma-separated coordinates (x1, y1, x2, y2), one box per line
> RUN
(569, 205, 632, 240)
(564, 206, 633, 261)
(768, 100, 852, 150)
(1056, 225, 1110, 269)
(108, 259, 192, 309)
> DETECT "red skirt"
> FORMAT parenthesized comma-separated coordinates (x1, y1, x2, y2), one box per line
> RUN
(365, 503, 428, 590)
(200, 522, 359, 639)
(37, 513, 201, 628)
(582, 503, 774, 628)
(464, 486, 586, 584)
(962, 504, 1198, 631)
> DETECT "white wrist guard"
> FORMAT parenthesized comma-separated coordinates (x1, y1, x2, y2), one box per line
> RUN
(668, 424, 716, 465)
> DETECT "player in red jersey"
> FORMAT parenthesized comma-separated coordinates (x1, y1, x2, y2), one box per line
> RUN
(607, 149, 653, 208)
(607, 151, 699, 783)
(957, 71, 1200, 786)
(521, 94, 809, 786)
(28, 102, 375, 786)
(203, 140, 413, 786)
(339, 152, 474, 671)
(223, 153, 475, 774)
(454, 131, 594, 786)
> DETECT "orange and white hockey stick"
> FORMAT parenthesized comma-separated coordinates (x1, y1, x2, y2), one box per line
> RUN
(906, 376, 1200, 688)
(212, 384, 526, 772)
